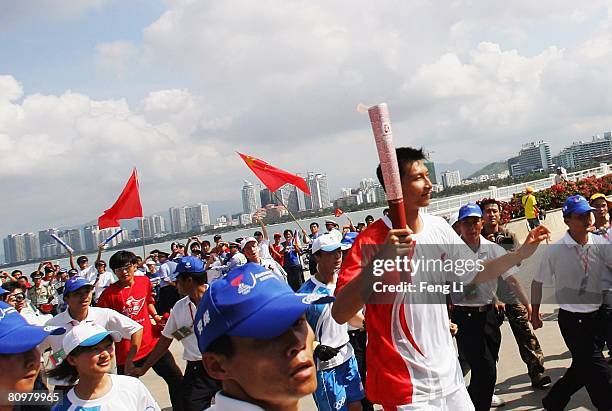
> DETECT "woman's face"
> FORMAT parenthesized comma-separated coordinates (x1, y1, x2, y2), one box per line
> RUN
(68, 338, 114, 378)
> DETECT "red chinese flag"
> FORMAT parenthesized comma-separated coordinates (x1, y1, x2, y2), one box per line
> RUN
(238, 152, 310, 195)
(98, 168, 143, 229)
(334, 208, 344, 217)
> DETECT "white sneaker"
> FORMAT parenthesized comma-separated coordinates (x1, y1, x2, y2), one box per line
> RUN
(491, 394, 506, 407)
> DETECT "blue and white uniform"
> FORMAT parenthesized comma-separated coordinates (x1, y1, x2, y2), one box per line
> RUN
(299, 276, 364, 411)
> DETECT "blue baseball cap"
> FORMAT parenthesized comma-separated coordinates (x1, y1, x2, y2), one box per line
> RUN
(458, 203, 482, 221)
(0, 302, 64, 354)
(563, 195, 596, 217)
(63, 277, 93, 296)
(171, 256, 205, 281)
(0, 288, 7, 297)
(194, 262, 334, 353)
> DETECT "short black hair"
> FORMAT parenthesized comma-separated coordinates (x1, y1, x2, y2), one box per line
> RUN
(202, 240, 211, 246)
(108, 250, 138, 270)
(283, 229, 292, 236)
(310, 222, 319, 228)
(479, 198, 500, 211)
(206, 334, 234, 357)
(2, 281, 24, 293)
(11, 270, 22, 276)
(76, 256, 88, 265)
(365, 215, 374, 221)
(376, 147, 426, 191)
(95, 260, 106, 268)
(253, 231, 263, 237)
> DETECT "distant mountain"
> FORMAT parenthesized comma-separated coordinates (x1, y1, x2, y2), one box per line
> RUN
(435, 159, 487, 182)
(468, 161, 508, 179)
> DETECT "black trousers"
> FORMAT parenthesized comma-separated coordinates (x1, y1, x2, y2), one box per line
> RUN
(118, 350, 184, 410)
(183, 360, 222, 411)
(543, 309, 612, 411)
(348, 329, 374, 411)
(156, 284, 180, 315)
(452, 305, 502, 411)
(284, 265, 304, 291)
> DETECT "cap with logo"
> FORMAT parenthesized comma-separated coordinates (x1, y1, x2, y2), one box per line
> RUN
(563, 195, 596, 217)
(63, 277, 93, 296)
(239, 237, 258, 251)
(312, 232, 350, 254)
(61, 323, 121, 359)
(458, 203, 482, 221)
(194, 262, 334, 353)
(171, 256, 206, 281)
(0, 301, 65, 354)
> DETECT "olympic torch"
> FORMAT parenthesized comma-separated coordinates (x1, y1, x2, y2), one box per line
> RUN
(367, 103, 406, 229)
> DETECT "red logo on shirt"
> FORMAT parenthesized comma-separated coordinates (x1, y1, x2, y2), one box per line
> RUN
(123, 296, 146, 317)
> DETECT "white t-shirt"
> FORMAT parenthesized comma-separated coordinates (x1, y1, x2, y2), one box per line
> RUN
(42, 307, 143, 386)
(207, 392, 264, 411)
(534, 231, 612, 313)
(258, 239, 272, 260)
(161, 295, 201, 361)
(51, 374, 160, 411)
(77, 265, 98, 283)
(93, 271, 118, 302)
(452, 236, 515, 306)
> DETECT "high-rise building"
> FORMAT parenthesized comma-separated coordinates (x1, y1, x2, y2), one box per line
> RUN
(508, 141, 552, 177)
(553, 134, 612, 169)
(169, 207, 188, 234)
(374, 184, 387, 203)
(3, 234, 27, 264)
(259, 188, 274, 207)
(38, 228, 59, 256)
(142, 215, 166, 238)
(241, 181, 261, 214)
(305, 173, 331, 210)
(60, 229, 83, 252)
(286, 185, 307, 213)
(441, 170, 461, 189)
(423, 152, 438, 185)
(83, 225, 100, 251)
(185, 204, 210, 231)
(23, 233, 40, 260)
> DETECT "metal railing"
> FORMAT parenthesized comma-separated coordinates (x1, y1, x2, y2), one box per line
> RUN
(424, 163, 609, 218)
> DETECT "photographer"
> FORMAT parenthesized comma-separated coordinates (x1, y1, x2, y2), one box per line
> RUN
(479, 198, 550, 389)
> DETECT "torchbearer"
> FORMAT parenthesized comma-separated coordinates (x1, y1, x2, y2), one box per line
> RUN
(332, 103, 551, 411)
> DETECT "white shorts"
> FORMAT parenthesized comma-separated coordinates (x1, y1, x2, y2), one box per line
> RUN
(388, 386, 474, 411)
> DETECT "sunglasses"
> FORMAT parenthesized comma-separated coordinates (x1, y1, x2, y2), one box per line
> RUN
(9, 293, 25, 302)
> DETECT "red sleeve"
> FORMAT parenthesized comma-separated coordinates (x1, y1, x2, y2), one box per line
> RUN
(96, 287, 113, 309)
(336, 237, 364, 294)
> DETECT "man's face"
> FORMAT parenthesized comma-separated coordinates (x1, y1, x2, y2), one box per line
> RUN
(254, 234, 263, 244)
(113, 262, 135, 284)
(43, 272, 53, 281)
(565, 212, 592, 236)
(33, 278, 42, 287)
(229, 246, 239, 255)
(284, 232, 292, 242)
(399, 160, 433, 209)
(65, 286, 93, 310)
(205, 315, 316, 407)
(0, 348, 41, 392)
(310, 225, 318, 235)
(482, 204, 500, 228)
(176, 275, 192, 296)
(202, 243, 211, 253)
(60, 273, 69, 282)
(591, 198, 609, 222)
(274, 236, 282, 244)
(78, 260, 88, 270)
(97, 263, 106, 274)
(315, 249, 342, 275)
(365, 218, 373, 226)
(460, 217, 483, 243)
(243, 242, 259, 262)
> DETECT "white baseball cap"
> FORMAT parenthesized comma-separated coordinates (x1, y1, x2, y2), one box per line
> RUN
(312, 232, 350, 254)
(62, 323, 121, 358)
(240, 236, 258, 251)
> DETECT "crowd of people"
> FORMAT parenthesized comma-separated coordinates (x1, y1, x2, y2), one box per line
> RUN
(0, 146, 610, 410)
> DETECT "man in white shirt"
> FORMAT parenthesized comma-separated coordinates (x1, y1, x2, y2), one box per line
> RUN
(452, 203, 530, 410)
(134, 256, 220, 411)
(241, 237, 287, 280)
(42, 277, 143, 391)
(253, 217, 273, 260)
(531, 195, 612, 410)
(91, 260, 117, 303)
(69, 243, 105, 283)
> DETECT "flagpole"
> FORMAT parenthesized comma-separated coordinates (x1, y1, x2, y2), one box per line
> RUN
(272, 191, 305, 233)
(140, 217, 147, 258)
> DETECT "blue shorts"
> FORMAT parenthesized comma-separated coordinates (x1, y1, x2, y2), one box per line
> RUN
(314, 356, 365, 411)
